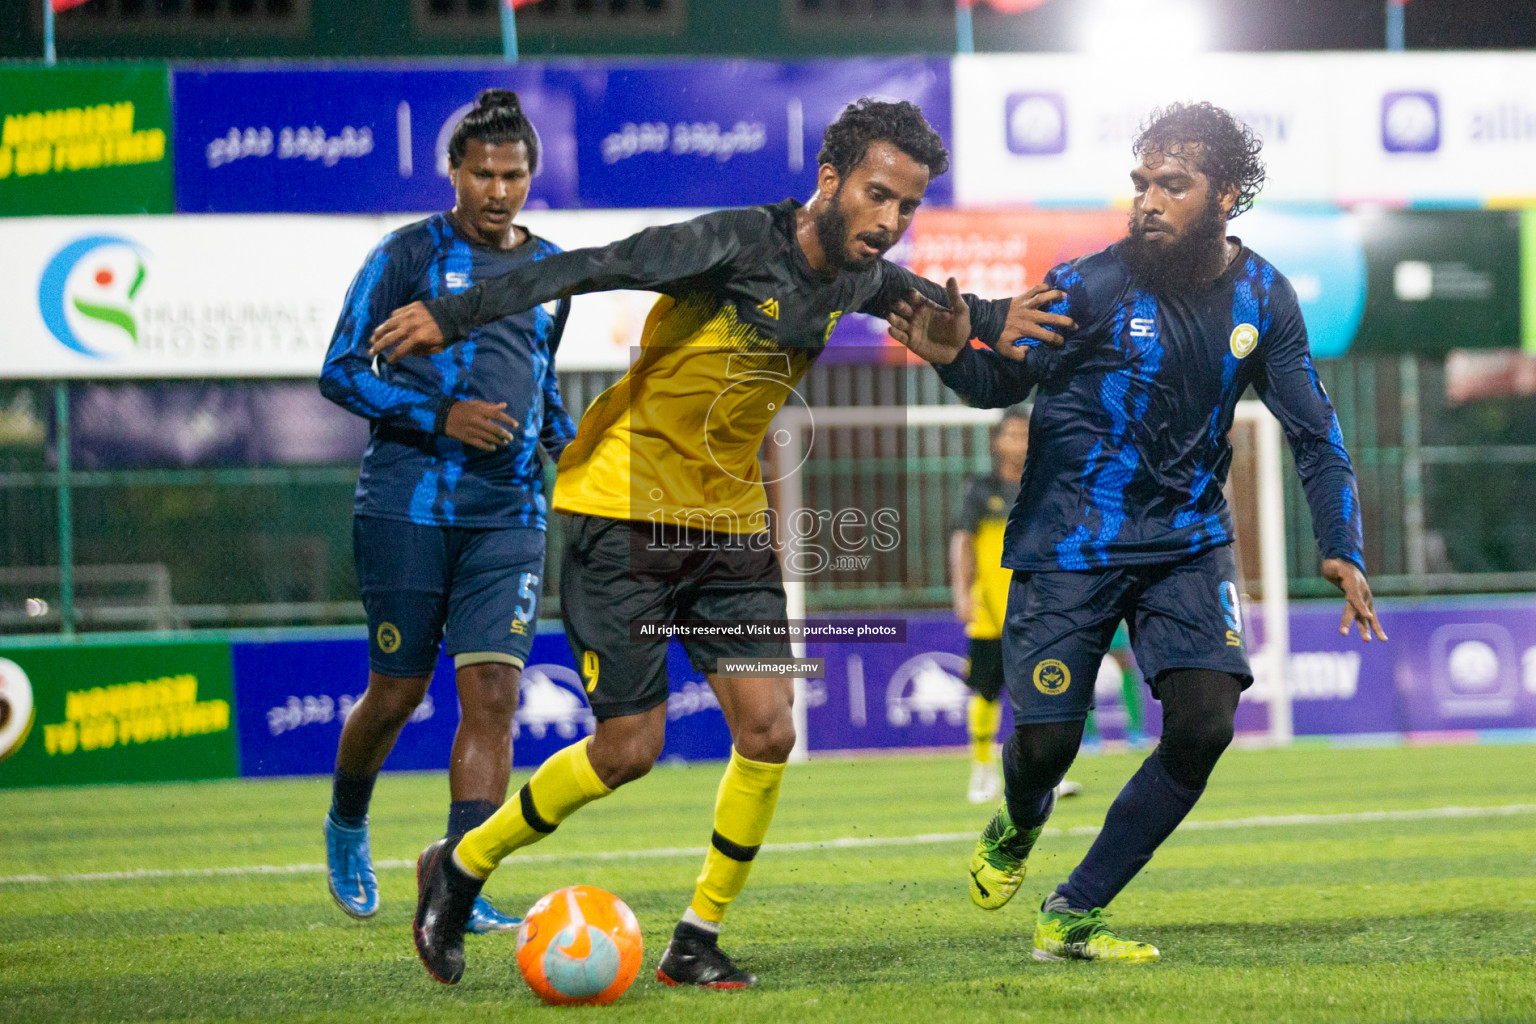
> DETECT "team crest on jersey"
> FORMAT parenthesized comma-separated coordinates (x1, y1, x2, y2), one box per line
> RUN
(1033, 659, 1071, 695)
(757, 297, 780, 320)
(376, 622, 402, 654)
(1230, 323, 1259, 359)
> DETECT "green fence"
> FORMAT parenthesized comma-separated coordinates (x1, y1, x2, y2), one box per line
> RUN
(3, 354, 1535, 635)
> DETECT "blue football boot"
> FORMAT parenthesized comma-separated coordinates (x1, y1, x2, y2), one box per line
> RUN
(324, 814, 380, 919)
(466, 895, 522, 935)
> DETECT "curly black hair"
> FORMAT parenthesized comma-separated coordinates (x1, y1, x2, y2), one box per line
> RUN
(1133, 102, 1266, 218)
(448, 89, 539, 173)
(817, 97, 950, 182)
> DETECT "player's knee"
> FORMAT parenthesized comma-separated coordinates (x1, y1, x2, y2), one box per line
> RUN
(589, 727, 664, 788)
(360, 676, 431, 725)
(734, 711, 796, 764)
(457, 663, 521, 728)
(1006, 720, 1081, 782)
(1158, 716, 1234, 789)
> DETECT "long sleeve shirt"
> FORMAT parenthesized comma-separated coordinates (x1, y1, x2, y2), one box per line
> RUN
(421, 199, 1014, 529)
(320, 213, 576, 529)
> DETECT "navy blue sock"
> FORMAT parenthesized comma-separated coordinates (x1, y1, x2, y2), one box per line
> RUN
(329, 768, 377, 828)
(1003, 757, 1057, 830)
(1057, 750, 1202, 910)
(447, 799, 498, 838)
(1001, 724, 1078, 829)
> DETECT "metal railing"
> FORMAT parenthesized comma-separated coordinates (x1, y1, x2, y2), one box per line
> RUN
(2, 353, 1534, 634)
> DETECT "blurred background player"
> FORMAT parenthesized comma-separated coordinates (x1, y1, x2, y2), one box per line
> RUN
(1082, 629, 1147, 753)
(316, 90, 576, 934)
(890, 101, 1387, 963)
(371, 98, 1076, 989)
(951, 408, 1080, 802)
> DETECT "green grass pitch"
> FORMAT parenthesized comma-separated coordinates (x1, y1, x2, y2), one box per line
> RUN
(4, 742, 1535, 1023)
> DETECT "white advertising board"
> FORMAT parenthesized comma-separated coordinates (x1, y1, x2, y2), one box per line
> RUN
(0, 215, 379, 379)
(953, 53, 1338, 206)
(0, 209, 712, 378)
(1330, 53, 1536, 204)
(953, 52, 1536, 207)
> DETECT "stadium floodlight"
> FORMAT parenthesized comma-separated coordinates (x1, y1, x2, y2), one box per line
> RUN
(1078, 0, 1209, 58)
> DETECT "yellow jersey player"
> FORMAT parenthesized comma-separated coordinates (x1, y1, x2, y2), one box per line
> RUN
(370, 98, 1076, 988)
(951, 410, 1080, 803)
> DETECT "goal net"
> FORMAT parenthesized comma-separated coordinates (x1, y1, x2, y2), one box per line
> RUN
(768, 399, 1292, 759)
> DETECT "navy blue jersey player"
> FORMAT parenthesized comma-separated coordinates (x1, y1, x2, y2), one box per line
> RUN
(889, 102, 1387, 963)
(317, 90, 576, 934)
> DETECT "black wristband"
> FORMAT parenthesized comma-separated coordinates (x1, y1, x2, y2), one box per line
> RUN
(433, 399, 458, 435)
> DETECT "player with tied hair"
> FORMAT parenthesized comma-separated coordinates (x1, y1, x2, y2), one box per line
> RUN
(370, 97, 1076, 988)
(889, 101, 1387, 963)
(318, 89, 575, 934)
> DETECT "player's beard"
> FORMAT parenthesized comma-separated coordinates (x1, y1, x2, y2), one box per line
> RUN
(1121, 192, 1229, 296)
(814, 186, 892, 273)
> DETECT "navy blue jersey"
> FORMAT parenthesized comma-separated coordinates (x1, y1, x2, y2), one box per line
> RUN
(320, 214, 577, 530)
(936, 240, 1364, 574)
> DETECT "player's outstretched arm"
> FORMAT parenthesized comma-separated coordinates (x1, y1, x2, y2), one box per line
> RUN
(1322, 557, 1388, 642)
(370, 209, 761, 363)
(1255, 277, 1385, 643)
(996, 283, 1077, 360)
(885, 280, 1071, 363)
(885, 276, 974, 364)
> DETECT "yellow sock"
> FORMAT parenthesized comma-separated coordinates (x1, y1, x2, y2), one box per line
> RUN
(968, 695, 1002, 763)
(455, 737, 611, 878)
(688, 748, 786, 924)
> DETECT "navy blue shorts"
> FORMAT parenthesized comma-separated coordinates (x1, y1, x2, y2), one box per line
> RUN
(353, 516, 546, 677)
(1002, 545, 1252, 725)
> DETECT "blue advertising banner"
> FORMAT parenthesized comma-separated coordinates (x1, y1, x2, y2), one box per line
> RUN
(230, 630, 731, 777)
(172, 59, 951, 214)
(173, 67, 579, 213)
(572, 58, 952, 209)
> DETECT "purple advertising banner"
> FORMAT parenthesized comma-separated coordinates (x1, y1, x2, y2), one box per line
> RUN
(231, 629, 731, 777)
(1243, 598, 1536, 736)
(806, 614, 1159, 752)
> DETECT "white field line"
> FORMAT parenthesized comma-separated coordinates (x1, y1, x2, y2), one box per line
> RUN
(4, 803, 1533, 887)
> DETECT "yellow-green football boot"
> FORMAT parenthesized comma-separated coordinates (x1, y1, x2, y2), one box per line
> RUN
(967, 803, 1044, 910)
(1032, 894, 1160, 963)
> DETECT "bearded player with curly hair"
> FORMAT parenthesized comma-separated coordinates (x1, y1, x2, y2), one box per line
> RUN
(889, 101, 1388, 964)
(372, 97, 1076, 989)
